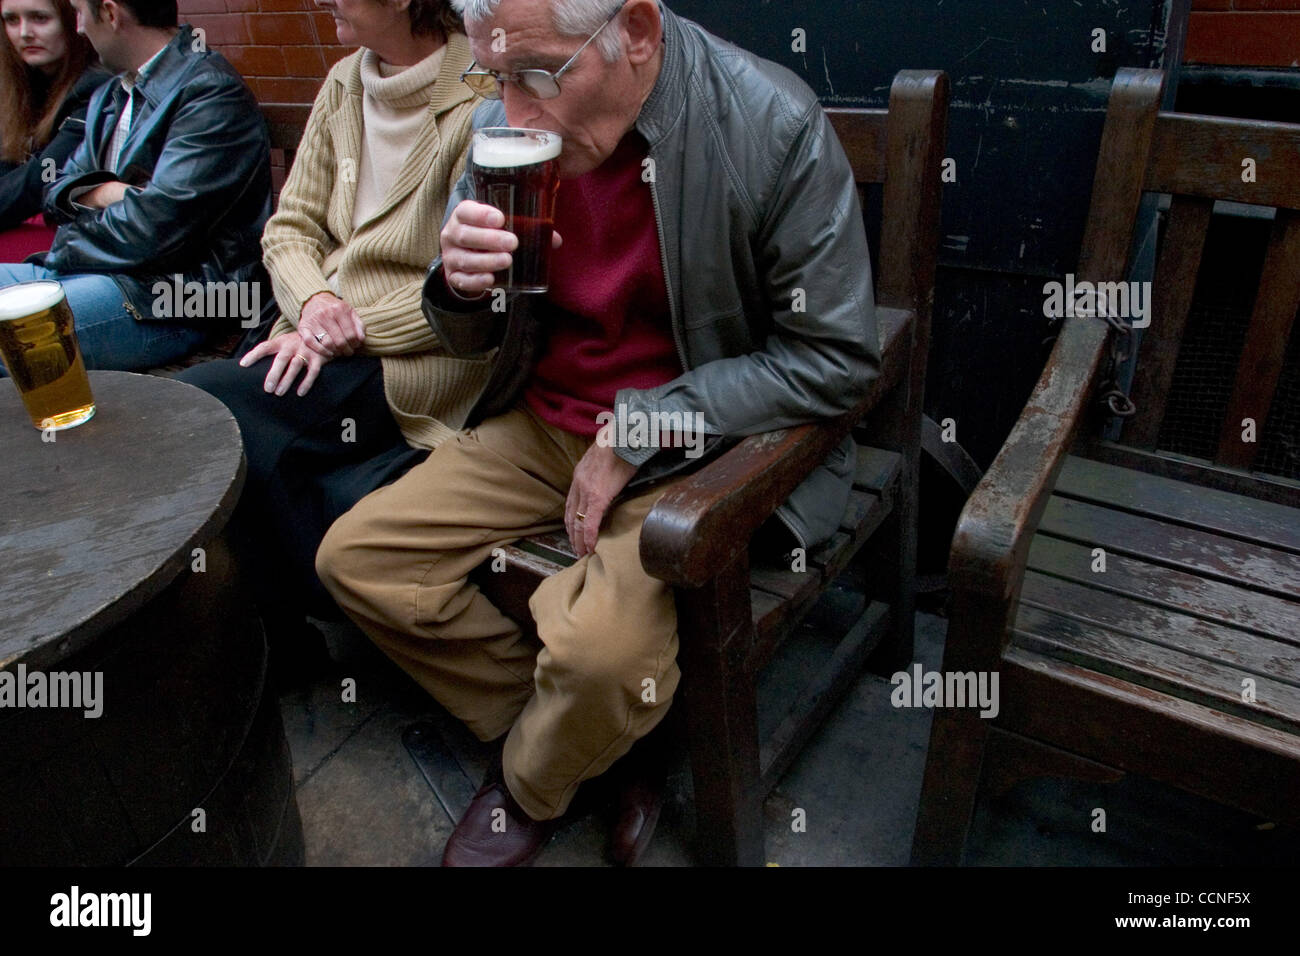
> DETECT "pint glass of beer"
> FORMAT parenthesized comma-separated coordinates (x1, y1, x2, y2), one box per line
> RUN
(471, 128, 562, 293)
(0, 280, 95, 430)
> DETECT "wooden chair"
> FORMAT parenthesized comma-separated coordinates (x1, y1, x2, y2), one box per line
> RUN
(475, 70, 949, 865)
(911, 67, 1300, 865)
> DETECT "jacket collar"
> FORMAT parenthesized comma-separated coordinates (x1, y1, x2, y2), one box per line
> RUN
(635, 3, 688, 147)
(132, 25, 198, 109)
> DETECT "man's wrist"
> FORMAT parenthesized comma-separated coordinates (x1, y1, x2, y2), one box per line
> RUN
(611, 442, 657, 468)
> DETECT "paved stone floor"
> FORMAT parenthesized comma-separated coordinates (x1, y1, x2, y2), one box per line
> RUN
(278, 602, 1298, 867)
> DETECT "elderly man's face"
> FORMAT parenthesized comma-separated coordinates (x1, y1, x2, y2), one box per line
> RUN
(466, 0, 651, 178)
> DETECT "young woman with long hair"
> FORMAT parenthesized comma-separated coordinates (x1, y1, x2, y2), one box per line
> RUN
(0, 0, 106, 235)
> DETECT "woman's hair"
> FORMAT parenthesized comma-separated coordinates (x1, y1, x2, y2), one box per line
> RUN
(0, 0, 97, 164)
(406, 0, 464, 38)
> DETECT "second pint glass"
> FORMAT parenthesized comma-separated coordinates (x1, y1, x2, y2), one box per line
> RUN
(470, 127, 561, 293)
(0, 280, 95, 430)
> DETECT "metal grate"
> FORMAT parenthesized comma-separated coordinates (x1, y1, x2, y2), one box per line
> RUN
(1154, 213, 1299, 481)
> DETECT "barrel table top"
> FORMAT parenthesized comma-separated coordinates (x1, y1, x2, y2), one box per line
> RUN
(0, 370, 244, 670)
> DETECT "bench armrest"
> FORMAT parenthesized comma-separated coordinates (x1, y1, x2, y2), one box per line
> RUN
(639, 421, 841, 587)
(640, 369, 900, 588)
(641, 307, 915, 588)
(948, 316, 1110, 615)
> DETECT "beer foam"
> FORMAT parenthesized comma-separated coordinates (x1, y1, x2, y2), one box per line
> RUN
(474, 132, 561, 168)
(0, 281, 64, 321)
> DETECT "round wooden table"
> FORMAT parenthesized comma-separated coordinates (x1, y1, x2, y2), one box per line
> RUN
(0, 370, 303, 865)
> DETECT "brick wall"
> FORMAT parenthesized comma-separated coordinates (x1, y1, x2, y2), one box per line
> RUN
(1187, 0, 1300, 67)
(187, 2, 1300, 102)
(178, 0, 352, 104)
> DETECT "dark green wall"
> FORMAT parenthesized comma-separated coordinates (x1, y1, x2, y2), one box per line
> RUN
(669, 0, 1179, 466)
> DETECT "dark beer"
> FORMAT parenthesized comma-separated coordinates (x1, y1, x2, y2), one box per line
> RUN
(471, 129, 562, 293)
(0, 281, 95, 430)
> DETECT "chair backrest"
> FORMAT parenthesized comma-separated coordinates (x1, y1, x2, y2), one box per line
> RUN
(827, 69, 948, 330)
(260, 103, 313, 205)
(1077, 67, 1300, 504)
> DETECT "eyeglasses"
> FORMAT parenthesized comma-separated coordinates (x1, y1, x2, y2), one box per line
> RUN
(460, 2, 625, 101)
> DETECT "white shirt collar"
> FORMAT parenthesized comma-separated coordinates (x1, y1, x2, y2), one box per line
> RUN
(120, 40, 169, 95)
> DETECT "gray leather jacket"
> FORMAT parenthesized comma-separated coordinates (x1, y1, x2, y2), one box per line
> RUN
(423, 3, 879, 551)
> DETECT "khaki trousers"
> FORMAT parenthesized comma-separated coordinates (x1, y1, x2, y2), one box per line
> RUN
(316, 404, 680, 821)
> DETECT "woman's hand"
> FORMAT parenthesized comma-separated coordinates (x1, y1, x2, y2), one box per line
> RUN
(240, 332, 330, 397)
(298, 291, 366, 357)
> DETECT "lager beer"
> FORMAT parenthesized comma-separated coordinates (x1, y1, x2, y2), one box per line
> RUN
(0, 281, 95, 430)
(471, 128, 562, 293)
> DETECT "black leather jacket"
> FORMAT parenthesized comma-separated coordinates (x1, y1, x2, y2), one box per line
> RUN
(422, 4, 879, 550)
(40, 25, 271, 323)
(0, 66, 111, 232)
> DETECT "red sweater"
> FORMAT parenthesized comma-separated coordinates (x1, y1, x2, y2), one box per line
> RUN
(522, 130, 679, 438)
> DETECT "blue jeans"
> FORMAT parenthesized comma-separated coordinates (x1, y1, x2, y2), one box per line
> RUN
(0, 263, 209, 376)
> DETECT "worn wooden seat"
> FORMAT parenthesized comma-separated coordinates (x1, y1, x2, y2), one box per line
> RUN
(912, 68, 1300, 865)
(475, 70, 949, 865)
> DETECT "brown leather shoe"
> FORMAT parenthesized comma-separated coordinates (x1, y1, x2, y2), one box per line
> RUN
(610, 771, 664, 866)
(440, 778, 558, 867)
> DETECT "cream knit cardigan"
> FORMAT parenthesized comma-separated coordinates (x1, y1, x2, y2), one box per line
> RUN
(261, 32, 489, 450)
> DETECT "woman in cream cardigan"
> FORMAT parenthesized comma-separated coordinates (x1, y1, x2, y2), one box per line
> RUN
(181, 0, 489, 672)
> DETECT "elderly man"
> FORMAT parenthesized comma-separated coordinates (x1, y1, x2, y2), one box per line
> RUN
(317, 0, 878, 866)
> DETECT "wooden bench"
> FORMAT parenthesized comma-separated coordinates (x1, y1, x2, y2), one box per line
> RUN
(911, 67, 1300, 865)
(473, 70, 949, 866)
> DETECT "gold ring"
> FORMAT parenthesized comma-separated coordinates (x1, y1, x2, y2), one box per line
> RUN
(575, 512, 587, 521)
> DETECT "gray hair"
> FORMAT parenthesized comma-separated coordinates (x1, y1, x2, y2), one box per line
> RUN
(450, 0, 626, 62)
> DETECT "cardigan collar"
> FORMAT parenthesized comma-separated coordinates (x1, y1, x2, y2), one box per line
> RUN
(342, 30, 476, 118)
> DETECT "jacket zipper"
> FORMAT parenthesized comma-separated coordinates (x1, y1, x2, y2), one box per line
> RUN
(646, 158, 688, 373)
(645, 142, 808, 554)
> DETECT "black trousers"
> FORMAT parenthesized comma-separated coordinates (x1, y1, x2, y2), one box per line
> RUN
(178, 352, 428, 620)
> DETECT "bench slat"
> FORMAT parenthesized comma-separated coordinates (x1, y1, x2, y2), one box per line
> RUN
(515, 531, 574, 567)
(1038, 495, 1300, 598)
(1019, 569, 1300, 688)
(827, 109, 888, 188)
(1002, 647, 1300, 801)
(1013, 603, 1300, 736)
(853, 445, 902, 508)
(1146, 112, 1300, 210)
(470, 544, 565, 633)
(1055, 455, 1300, 554)
(1026, 534, 1300, 645)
